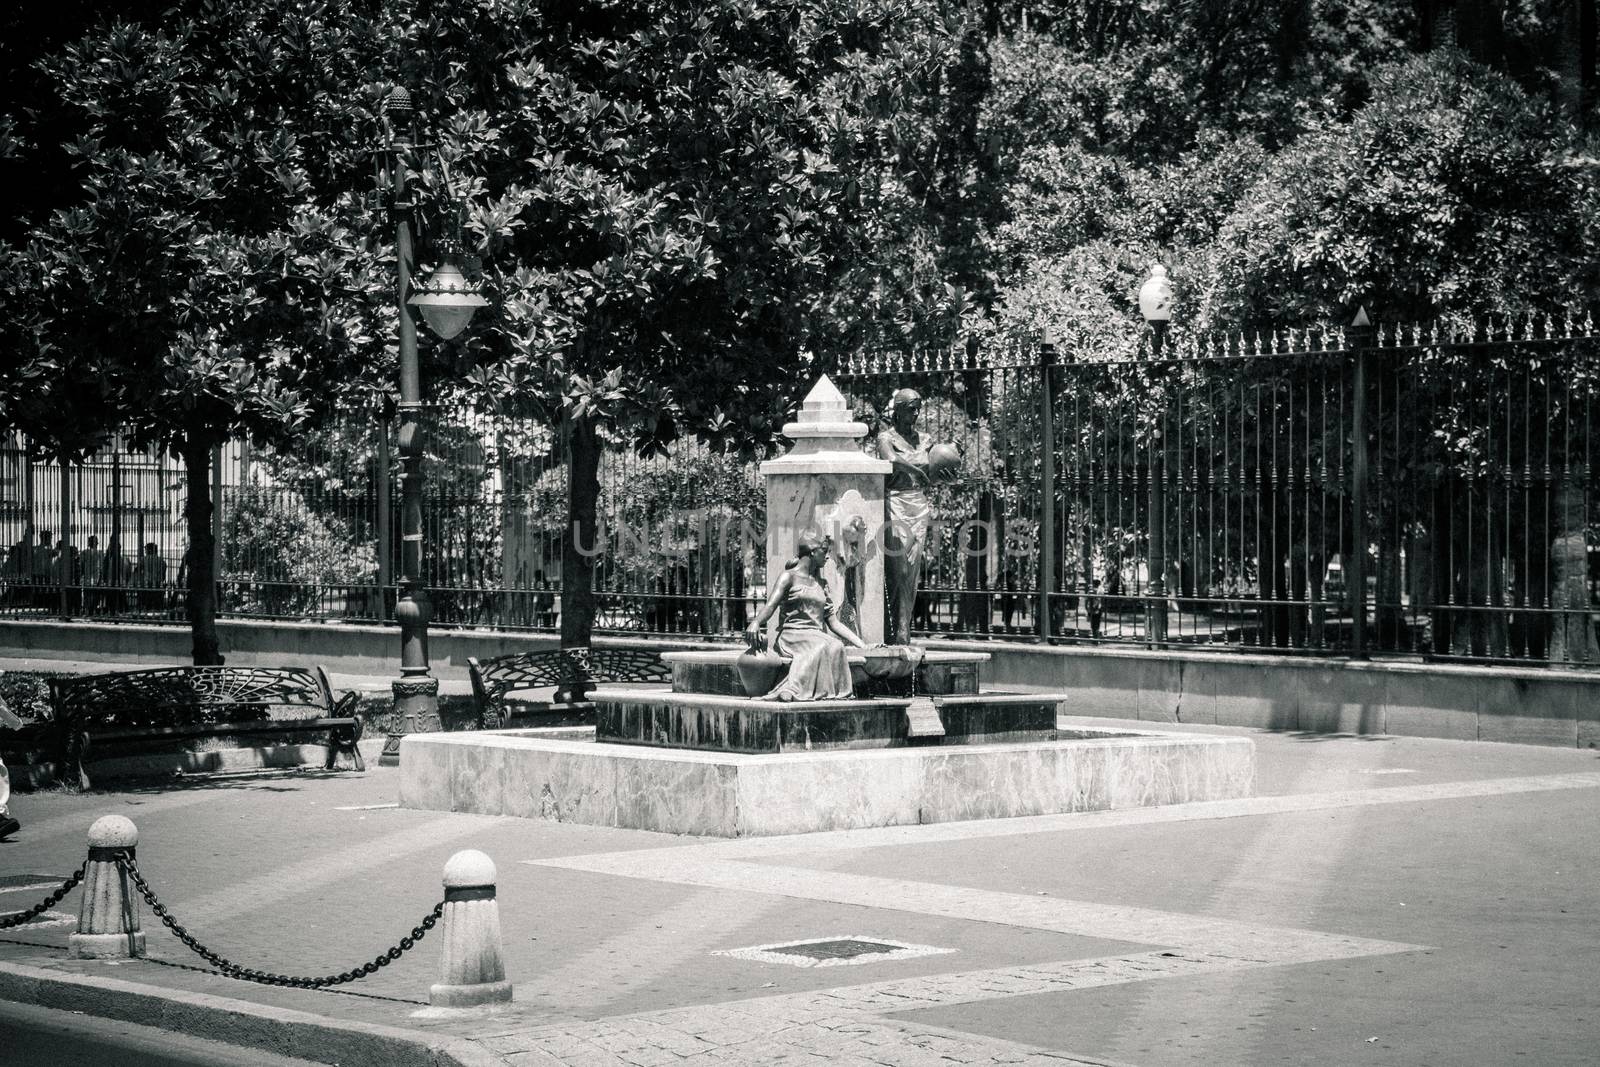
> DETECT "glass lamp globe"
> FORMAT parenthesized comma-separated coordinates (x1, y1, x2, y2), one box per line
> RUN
(409, 260, 488, 340)
(1138, 264, 1173, 323)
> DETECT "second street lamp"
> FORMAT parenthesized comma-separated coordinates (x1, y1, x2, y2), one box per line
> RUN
(380, 85, 489, 765)
(1139, 264, 1171, 647)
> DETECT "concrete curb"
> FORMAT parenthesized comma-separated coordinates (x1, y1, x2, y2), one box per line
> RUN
(0, 959, 506, 1067)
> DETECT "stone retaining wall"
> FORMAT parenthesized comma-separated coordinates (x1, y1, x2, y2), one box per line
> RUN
(4, 620, 1595, 747)
(0, 618, 715, 679)
(930, 640, 1600, 748)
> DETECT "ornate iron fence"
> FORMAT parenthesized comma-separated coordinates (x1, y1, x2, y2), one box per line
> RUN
(0, 411, 767, 640)
(832, 312, 1600, 666)
(2, 310, 1596, 667)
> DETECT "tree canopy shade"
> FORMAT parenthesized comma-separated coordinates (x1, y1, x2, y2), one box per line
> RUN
(0, 3, 393, 661)
(974, 37, 1599, 355)
(2, 0, 986, 651)
(1196, 51, 1600, 326)
(380, 0, 995, 642)
(2, 0, 1596, 658)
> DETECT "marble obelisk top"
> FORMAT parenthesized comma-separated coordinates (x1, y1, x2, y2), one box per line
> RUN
(761, 375, 892, 473)
(784, 375, 864, 438)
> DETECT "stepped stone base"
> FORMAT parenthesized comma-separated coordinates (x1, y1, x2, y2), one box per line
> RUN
(659, 649, 986, 699)
(399, 725, 1255, 837)
(592, 689, 1061, 753)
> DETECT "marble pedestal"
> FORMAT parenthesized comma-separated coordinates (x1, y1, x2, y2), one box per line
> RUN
(399, 726, 1255, 837)
(760, 375, 892, 644)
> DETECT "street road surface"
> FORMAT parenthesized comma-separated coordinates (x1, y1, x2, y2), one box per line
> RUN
(0, 998, 325, 1066)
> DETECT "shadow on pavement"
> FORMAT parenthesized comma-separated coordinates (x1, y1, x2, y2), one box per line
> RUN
(83, 768, 357, 796)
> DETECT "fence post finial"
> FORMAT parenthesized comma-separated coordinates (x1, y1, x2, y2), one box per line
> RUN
(70, 815, 146, 959)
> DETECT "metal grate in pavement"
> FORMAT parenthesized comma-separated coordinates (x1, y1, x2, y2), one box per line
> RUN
(775, 938, 899, 960)
(713, 935, 953, 968)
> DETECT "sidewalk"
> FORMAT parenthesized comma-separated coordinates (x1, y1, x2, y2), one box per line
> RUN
(3, 717, 1598, 1066)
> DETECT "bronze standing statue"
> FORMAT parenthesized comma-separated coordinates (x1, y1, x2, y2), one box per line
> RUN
(745, 530, 868, 701)
(877, 388, 935, 645)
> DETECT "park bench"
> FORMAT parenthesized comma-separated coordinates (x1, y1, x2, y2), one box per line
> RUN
(48, 665, 364, 789)
(467, 647, 671, 728)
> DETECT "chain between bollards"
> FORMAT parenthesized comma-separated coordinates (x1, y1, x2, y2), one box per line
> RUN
(56, 817, 511, 1007)
(114, 850, 445, 989)
(0, 863, 86, 930)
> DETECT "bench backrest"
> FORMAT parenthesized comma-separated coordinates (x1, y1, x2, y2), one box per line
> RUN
(49, 666, 337, 730)
(468, 648, 670, 707)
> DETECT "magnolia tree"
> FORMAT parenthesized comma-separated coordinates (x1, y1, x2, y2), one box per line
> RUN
(3, 0, 998, 652)
(0, 6, 387, 662)
(380, 0, 989, 645)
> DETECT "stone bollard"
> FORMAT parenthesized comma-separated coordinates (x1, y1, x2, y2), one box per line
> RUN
(70, 815, 146, 959)
(430, 849, 512, 1008)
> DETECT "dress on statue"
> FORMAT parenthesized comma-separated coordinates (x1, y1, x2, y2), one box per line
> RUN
(765, 574, 855, 701)
(879, 427, 933, 645)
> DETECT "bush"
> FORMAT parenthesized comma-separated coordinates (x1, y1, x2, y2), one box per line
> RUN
(1197, 51, 1600, 325)
(0, 671, 54, 724)
(221, 489, 376, 616)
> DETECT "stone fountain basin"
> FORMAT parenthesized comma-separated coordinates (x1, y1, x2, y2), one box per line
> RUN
(659, 648, 989, 698)
(590, 688, 1061, 752)
(398, 722, 1255, 837)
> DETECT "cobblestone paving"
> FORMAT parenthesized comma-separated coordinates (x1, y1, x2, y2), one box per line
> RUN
(6, 743, 1597, 1066)
(465, 770, 1600, 1065)
(457, 778, 1576, 1064)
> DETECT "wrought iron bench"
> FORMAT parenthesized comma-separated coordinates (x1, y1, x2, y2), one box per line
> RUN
(48, 666, 364, 789)
(467, 647, 671, 728)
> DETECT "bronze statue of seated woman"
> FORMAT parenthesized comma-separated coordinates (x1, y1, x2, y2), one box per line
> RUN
(743, 530, 867, 701)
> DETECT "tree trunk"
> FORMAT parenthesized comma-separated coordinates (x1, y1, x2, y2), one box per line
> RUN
(1288, 543, 1308, 649)
(1256, 419, 1290, 649)
(1429, 483, 1454, 655)
(181, 437, 224, 665)
(1507, 485, 1549, 660)
(561, 415, 601, 649)
(1549, 485, 1598, 664)
(962, 490, 994, 633)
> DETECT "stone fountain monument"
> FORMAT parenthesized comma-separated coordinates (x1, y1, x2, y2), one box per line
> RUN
(761, 374, 890, 643)
(399, 378, 1254, 836)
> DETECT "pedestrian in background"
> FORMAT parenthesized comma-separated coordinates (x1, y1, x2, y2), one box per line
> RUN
(0, 684, 21, 840)
(137, 542, 167, 611)
(29, 530, 54, 607)
(79, 534, 105, 614)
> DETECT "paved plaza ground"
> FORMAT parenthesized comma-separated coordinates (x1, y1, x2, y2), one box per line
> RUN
(2, 715, 1598, 1066)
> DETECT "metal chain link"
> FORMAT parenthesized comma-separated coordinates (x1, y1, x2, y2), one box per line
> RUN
(0, 864, 86, 930)
(114, 852, 444, 988)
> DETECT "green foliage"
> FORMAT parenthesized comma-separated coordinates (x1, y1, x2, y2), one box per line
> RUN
(978, 39, 1598, 357)
(4, 1, 1596, 445)
(0, 6, 387, 455)
(601, 441, 766, 590)
(0, 671, 55, 724)
(991, 2, 1416, 162)
(395, 1, 900, 446)
(221, 489, 376, 616)
(1197, 51, 1600, 325)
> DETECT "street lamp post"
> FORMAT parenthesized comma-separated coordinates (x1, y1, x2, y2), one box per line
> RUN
(1139, 265, 1172, 647)
(379, 86, 488, 766)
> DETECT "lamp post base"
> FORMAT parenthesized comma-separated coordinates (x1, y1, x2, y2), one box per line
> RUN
(380, 676, 441, 766)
